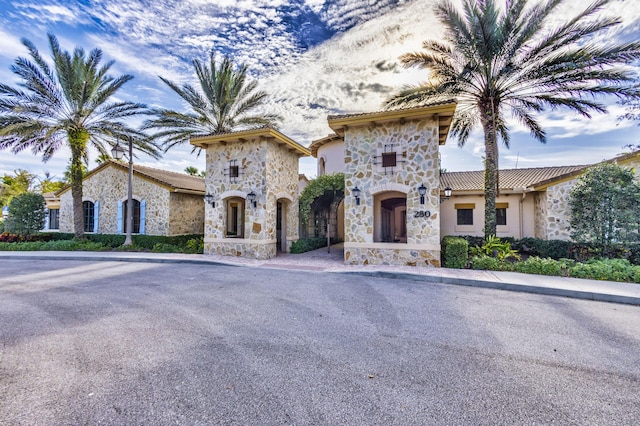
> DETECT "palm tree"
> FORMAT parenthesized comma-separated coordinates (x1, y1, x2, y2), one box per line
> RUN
(386, 0, 640, 238)
(143, 53, 281, 153)
(0, 33, 160, 238)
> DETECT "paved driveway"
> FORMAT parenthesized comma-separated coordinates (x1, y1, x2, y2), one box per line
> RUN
(1, 259, 639, 425)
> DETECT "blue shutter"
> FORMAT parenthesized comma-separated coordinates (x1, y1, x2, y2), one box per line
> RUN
(139, 200, 146, 235)
(44, 208, 49, 230)
(117, 200, 123, 234)
(94, 201, 100, 233)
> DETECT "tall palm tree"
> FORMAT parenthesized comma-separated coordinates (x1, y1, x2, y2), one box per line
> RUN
(386, 0, 640, 238)
(0, 34, 159, 238)
(143, 53, 281, 153)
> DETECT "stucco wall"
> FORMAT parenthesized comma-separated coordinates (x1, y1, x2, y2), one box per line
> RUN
(317, 139, 345, 176)
(343, 118, 442, 266)
(440, 193, 536, 239)
(59, 165, 171, 235)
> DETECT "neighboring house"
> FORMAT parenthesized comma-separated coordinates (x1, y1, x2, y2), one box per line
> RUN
(43, 192, 61, 231)
(56, 160, 205, 236)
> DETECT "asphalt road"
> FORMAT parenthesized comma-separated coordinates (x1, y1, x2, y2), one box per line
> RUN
(1, 259, 639, 425)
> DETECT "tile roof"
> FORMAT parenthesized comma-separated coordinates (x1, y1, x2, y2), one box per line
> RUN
(327, 99, 457, 121)
(440, 165, 588, 191)
(56, 160, 205, 196)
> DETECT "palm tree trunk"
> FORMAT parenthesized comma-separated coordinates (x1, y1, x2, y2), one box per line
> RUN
(68, 130, 89, 239)
(481, 106, 498, 239)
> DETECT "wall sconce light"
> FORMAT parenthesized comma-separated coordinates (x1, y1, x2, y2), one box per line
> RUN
(352, 186, 361, 206)
(247, 190, 257, 208)
(204, 193, 215, 208)
(441, 186, 452, 202)
(418, 184, 427, 205)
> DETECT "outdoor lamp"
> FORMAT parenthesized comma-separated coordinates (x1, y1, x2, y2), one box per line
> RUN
(418, 184, 427, 205)
(204, 193, 215, 208)
(441, 186, 452, 202)
(352, 186, 361, 206)
(111, 143, 125, 160)
(247, 190, 257, 208)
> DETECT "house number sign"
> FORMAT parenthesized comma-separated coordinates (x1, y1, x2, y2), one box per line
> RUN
(414, 210, 431, 218)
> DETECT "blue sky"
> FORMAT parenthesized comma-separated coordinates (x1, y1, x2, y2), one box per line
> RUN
(0, 0, 639, 182)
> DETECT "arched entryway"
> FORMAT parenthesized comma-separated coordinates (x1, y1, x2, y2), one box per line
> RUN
(374, 191, 407, 243)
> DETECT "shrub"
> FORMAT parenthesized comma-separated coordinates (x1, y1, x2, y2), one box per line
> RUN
(441, 236, 468, 268)
(0, 239, 106, 251)
(568, 258, 640, 283)
(290, 237, 341, 254)
(512, 256, 566, 276)
(470, 235, 520, 260)
(152, 243, 182, 253)
(185, 237, 204, 254)
(4, 192, 46, 236)
(469, 255, 513, 271)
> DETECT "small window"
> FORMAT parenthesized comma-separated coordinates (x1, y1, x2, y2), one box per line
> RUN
(457, 209, 473, 225)
(49, 209, 60, 230)
(83, 201, 95, 232)
(382, 152, 396, 168)
(230, 165, 239, 178)
(496, 208, 507, 226)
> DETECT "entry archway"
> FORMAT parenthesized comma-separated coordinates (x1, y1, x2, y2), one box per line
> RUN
(374, 191, 407, 243)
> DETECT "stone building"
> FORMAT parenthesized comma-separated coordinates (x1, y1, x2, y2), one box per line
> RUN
(309, 103, 640, 265)
(326, 101, 457, 267)
(191, 127, 310, 260)
(56, 160, 205, 236)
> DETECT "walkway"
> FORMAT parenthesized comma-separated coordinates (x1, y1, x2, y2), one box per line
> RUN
(1, 244, 639, 306)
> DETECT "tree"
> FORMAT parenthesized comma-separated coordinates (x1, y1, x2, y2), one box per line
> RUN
(4, 192, 46, 236)
(143, 53, 281, 153)
(0, 169, 37, 208)
(386, 0, 640, 239)
(184, 166, 205, 177)
(37, 171, 65, 194)
(569, 162, 640, 254)
(299, 173, 345, 250)
(0, 33, 160, 239)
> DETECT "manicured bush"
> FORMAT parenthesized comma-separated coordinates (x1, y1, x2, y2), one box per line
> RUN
(152, 243, 182, 253)
(290, 237, 341, 254)
(441, 236, 468, 268)
(512, 256, 566, 276)
(0, 239, 107, 251)
(4, 192, 46, 236)
(469, 255, 513, 271)
(184, 237, 204, 254)
(567, 258, 640, 283)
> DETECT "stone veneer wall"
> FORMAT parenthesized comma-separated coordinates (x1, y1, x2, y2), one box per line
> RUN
(535, 157, 640, 241)
(59, 165, 170, 235)
(265, 140, 300, 252)
(169, 192, 205, 235)
(203, 138, 300, 259)
(343, 118, 442, 266)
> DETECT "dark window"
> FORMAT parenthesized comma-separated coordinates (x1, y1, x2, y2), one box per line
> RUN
(496, 208, 507, 226)
(83, 201, 95, 232)
(49, 209, 59, 230)
(230, 165, 239, 178)
(382, 152, 397, 168)
(457, 208, 473, 225)
(123, 199, 141, 234)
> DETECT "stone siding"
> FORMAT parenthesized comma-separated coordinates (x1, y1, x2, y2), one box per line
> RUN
(343, 118, 441, 266)
(203, 137, 301, 259)
(169, 192, 205, 235)
(59, 165, 171, 235)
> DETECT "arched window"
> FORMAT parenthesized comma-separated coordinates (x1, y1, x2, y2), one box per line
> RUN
(374, 191, 407, 243)
(83, 201, 95, 233)
(225, 197, 245, 238)
(123, 199, 141, 234)
(319, 157, 326, 176)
